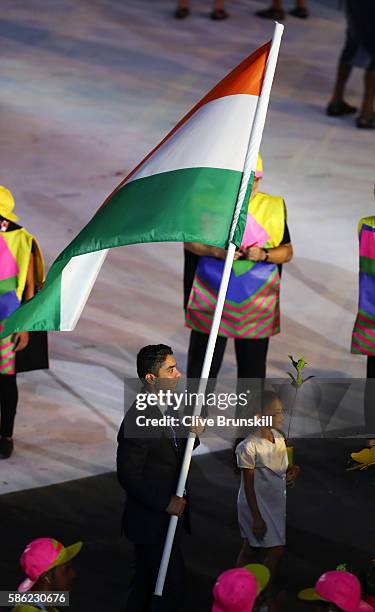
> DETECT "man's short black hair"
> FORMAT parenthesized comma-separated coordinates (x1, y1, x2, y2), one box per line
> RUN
(136, 344, 173, 380)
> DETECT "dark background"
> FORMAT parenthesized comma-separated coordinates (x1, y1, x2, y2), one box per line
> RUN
(1, 439, 373, 611)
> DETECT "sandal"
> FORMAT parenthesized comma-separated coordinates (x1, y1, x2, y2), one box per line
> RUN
(356, 115, 375, 129)
(255, 7, 285, 20)
(175, 7, 190, 18)
(289, 7, 309, 18)
(210, 9, 229, 20)
(326, 100, 357, 117)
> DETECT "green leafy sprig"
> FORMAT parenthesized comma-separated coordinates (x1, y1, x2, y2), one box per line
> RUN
(286, 355, 314, 440)
(287, 356, 314, 389)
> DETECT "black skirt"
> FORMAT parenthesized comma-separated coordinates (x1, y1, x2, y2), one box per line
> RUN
(341, 0, 375, 70)
(15, 331, 49, 373)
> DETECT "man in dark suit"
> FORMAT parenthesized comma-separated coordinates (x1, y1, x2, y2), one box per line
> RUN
(117, 344, 202, 612)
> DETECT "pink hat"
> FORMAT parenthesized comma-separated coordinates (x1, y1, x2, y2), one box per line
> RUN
(212, 568, 257, 612)
(18, 538, 82, 593)
(316, 571, 373, 612)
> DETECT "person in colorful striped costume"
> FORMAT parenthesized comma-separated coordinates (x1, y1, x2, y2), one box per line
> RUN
(0, 186, 44, 459)
(184, 156, 293, 383)
(351, 215, 375, 436)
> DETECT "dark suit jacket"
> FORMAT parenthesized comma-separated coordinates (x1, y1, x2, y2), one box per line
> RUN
(116, 399, 199, 546)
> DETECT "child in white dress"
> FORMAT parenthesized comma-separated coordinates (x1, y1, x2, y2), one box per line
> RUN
(235, 391, 299, 601)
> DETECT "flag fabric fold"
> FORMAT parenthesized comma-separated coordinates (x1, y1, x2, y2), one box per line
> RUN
(4, 42, 271, 334)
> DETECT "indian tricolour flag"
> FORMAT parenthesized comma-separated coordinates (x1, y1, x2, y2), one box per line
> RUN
(4, 38, 278, 334)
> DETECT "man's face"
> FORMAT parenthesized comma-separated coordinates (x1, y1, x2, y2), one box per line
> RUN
(146, 354, 182, 391)
(49, 562, 76, 592)
(265, 397, 284, 429)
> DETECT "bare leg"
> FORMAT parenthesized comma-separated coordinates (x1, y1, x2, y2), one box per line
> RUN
(210, 0, 228, 19)
(327, 62, 357, 115)
(263, 546, 285, 604)
(290, 0, 308, 18)
(330, 62, 353, 105)
(360, 69, 375, 119)
(213, 0, 224, 10)
(175, 0, 189, 18)
(236, 539, 262, 567)
(256, 1, 284, 19)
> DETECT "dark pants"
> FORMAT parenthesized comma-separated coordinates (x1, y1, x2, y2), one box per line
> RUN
(187, 331, 269, 426)
(126, 536, 186, 612)
(187, 330, 270, 379)
(365, 356, 375, 434)
(0, 374, 18, 438)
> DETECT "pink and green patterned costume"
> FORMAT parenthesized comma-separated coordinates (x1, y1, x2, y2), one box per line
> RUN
(185, 192, 286, 338)
(351, 216, 375, 355)
(0, 227, 43, 374)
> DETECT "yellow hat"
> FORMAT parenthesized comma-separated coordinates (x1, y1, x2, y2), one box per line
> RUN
(255, 154, 263, 178)
(0, 186, 19, 222)
(244, 563, 270, 595)
(298, 587, 325, 601)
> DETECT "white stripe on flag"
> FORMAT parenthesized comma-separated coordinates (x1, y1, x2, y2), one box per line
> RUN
(60, 250, 109, 330)
(127, 94, 258, 183)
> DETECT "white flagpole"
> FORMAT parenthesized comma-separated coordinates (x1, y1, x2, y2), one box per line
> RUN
(154, 22, 284, 597)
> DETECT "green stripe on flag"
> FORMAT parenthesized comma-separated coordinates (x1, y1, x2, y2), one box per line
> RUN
(3, 166, 246, 334)
(56, 167, 243, 263)
(2, 259, 65, 334)
(232, 170, 255, 247)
